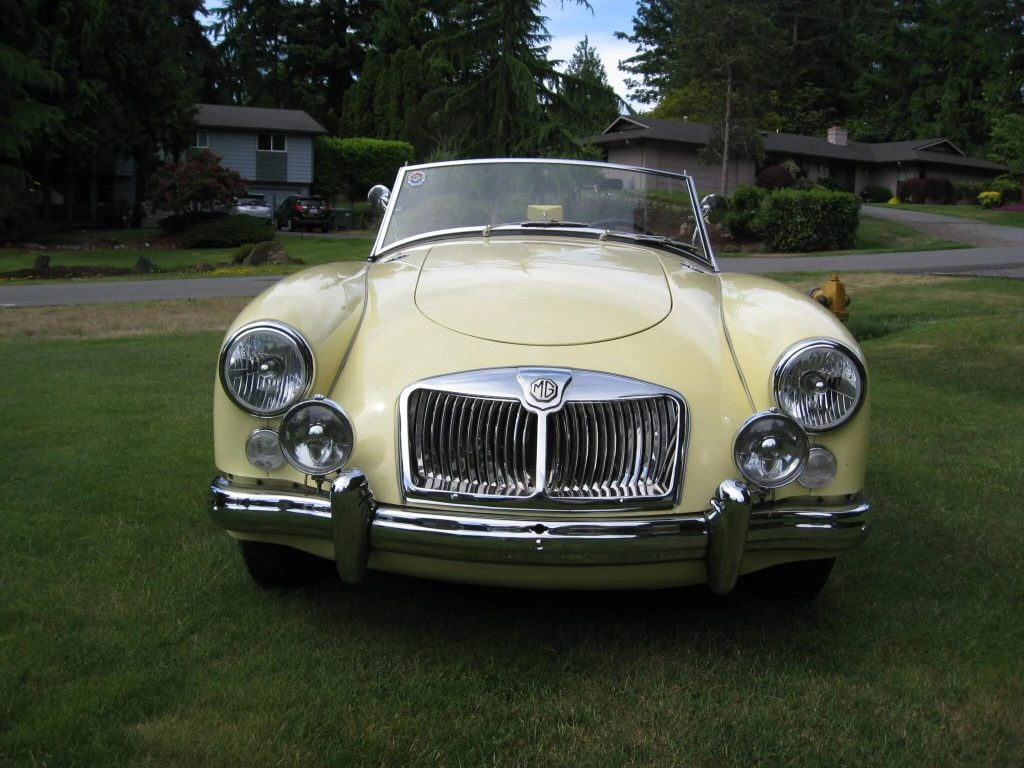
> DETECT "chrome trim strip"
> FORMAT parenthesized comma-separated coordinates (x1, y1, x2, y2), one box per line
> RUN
(209, 477, 870, 572)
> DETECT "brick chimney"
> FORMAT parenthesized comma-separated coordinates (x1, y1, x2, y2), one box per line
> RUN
(827, 124, 848, 146)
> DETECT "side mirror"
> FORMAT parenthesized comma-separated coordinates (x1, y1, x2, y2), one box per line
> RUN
(367, 184, 391, 213)
(700, 194, 728, 224)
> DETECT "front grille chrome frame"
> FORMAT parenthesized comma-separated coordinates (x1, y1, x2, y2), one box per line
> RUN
(399, 368, 688, 511)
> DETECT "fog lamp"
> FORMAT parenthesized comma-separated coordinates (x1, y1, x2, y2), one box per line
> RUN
(798, 446, 837, 489)
(734, 413, 809, 488)
(245, 428, 285, 471)
(279, 397, 354, 476)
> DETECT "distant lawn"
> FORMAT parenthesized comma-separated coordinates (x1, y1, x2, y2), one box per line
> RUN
(747, 213, 966, 257)
(1, 275, 1023, 767)
(872, 202, 1024, 228)
(0, 233, 373, 279)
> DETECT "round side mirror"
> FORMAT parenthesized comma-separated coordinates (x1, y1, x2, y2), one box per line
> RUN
(367, 184, 391, 213)
(700, 194, 728, 224)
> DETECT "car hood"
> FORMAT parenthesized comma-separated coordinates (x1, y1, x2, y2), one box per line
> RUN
(413, 239, 674, 345)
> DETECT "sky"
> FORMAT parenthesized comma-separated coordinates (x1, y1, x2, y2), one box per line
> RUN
(540, 0, 641, 112)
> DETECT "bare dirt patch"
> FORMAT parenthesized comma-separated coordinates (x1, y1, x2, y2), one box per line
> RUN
(0, 297, 250, 340)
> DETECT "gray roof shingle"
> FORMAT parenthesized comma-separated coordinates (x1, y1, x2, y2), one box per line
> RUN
(591, 117, 1006, 172)
(196, 104, 327, 134)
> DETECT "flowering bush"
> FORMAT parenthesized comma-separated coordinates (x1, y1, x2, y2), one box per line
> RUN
(978, 191, 1003, 209)
(147, 151, 247, 217)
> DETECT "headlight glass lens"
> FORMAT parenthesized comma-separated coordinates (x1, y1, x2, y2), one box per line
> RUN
(774, 341, 865, 431)
(245, 428, 285, 472)
(221, 324, 313, 416)
(798, 446, 837, 489)
(734, 413, 809, 488)
(279, 398, 354, 476)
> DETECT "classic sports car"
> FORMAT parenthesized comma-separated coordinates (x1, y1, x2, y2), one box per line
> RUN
(209, 159, 869, 598)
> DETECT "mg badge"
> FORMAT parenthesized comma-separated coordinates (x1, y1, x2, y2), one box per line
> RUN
(530, 378, 558, 403)
(517, 367, 572, 410)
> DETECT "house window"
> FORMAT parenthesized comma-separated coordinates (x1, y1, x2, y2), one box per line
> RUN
(191, 130, 209, 148)
(258, 133, 287, 152)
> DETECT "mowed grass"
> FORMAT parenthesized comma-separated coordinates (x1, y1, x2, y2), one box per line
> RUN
(871, 202, 1024, 228)
(2, 275, 1023, 767)
(0, 233, 373, 277)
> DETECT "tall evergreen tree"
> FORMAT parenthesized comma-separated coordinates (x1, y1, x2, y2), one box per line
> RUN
(560, 36, 621, 134)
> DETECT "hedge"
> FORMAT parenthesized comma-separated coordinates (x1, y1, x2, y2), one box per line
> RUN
(724, 185, 767, 240)
(755, 189, 861, 252)
(314, 137, 415, 201)
(181, 215, 274, 248)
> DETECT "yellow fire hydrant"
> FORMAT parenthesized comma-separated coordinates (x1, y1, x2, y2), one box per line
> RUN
(808, 272, 851, 322)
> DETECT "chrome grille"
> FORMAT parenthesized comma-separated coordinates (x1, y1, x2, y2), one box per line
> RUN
(407, 389, 537, 497)
(402, 369, 686, 506)
(545, 397, 680, 499)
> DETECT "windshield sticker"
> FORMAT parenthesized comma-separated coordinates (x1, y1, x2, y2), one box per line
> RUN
(407, 170, 427, 187)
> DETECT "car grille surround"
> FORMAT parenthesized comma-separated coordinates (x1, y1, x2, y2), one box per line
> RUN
(401, 369, 686, 508)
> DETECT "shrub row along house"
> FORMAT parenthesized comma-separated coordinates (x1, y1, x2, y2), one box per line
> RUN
(589, 116, 1006, 197)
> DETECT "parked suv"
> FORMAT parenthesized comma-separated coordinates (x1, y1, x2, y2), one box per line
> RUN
(231, 194, 273, 223)
(274, 196, 332, 232)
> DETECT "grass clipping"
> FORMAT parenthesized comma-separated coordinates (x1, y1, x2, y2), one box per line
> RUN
(1, 297, 250, 340)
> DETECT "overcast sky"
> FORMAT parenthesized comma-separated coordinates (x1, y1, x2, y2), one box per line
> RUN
(541, 0, 640, 112)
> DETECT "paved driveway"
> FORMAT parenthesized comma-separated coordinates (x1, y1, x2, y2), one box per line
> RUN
(860, 204, 1024, 247)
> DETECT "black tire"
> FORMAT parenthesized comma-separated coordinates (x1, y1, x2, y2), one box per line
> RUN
(286, 217, 297, 232)
(743, 558, 836, 599)
(238, 540, 333, 588)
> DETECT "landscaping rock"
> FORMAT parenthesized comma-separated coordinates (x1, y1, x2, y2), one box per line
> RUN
(33, 254, 50, 270)
(134, 255, 154, 274)
(244, 240, 291, 266)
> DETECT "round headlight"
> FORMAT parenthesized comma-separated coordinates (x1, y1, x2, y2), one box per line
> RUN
(774, 340, 866, 432)
(734, 413, 809, 488)
(220, 323, 313, 416)
(279, 397, 354, 476)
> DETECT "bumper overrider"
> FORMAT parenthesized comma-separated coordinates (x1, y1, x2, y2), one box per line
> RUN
(209, 471, 869, 593)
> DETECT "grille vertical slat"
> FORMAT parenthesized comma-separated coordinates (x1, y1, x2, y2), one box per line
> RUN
(404, 379, 683, 504)
(544, 396, 681, 500)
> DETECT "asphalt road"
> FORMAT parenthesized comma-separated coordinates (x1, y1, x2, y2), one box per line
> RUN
(3, 209, 1022, 307)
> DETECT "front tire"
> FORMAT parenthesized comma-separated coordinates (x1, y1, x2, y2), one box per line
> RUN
(238, 540, 333, 588)
(743, 558, 835, 599)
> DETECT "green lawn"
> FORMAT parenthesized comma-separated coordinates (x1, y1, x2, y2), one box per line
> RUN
(0, 232, 373, 278)
(871, 202, 1024, 228)
(747, 213, 966, 257)
(2, 274, 1023, 766)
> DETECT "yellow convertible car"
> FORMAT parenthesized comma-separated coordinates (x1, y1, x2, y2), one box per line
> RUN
(209, 158, 869, 598)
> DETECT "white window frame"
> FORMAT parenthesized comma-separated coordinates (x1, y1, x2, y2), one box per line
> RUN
(191, 130, 209, 149)
(257, 133, 287, 153)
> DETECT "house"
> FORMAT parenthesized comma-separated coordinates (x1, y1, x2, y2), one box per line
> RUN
(192, 104, 327, 208)
(589, 116, 1007, 196)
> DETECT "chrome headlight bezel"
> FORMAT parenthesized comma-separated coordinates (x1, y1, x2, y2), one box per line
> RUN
(278, 396, 355, 476)
(733, 411, 810, 489)
(219, 321, 315, 417)
(772, 338, 867, 433)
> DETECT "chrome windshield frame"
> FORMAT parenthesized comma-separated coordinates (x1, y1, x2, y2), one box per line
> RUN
(368, 158, 719, 271)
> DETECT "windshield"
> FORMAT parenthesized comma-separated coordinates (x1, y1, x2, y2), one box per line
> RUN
(375, 159, 709, 263)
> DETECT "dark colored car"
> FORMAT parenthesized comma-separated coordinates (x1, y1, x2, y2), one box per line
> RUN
(274, 196, 332, 232)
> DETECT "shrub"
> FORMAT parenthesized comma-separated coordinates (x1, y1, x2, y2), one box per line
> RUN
(990, 176, 1022, 203)
(158, 210, 226, 234)
(816, 177, 844, 192)
(978, 190, 1002, 209)
(754, 189, 861, 252)
(887, 196, 901, 205)
(923, 176, 954, 204)
(314, 137, 415, 201)
(900, 178, 928, 204)
(755, 164, 795, 190)
(861, 185, 892, 204)
(724, 185, 767, 240)
(181, 215, 274, 248)
(147, 151, 247, 218)
(953, 181, 986, 202)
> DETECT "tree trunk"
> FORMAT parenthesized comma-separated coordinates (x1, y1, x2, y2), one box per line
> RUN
(719, 67, 732, 195)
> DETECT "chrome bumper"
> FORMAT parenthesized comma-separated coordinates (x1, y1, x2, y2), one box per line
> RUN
(209, 472, 869, 594)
